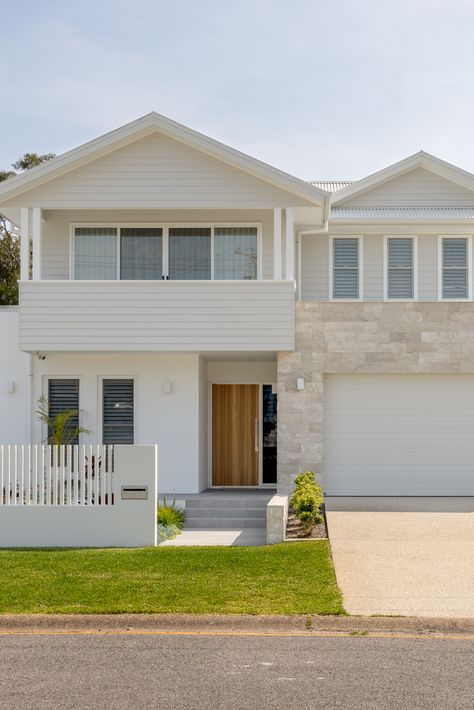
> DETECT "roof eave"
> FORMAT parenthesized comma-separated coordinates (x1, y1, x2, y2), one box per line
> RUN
(332, 151, 474, 206)
(0, 111, 328, 207)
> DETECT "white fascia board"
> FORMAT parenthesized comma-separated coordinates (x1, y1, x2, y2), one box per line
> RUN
(332, 150, 474, 206)
(0, 111, 329, 208)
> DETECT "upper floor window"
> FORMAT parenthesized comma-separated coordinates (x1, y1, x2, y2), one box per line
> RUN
(386, 237, 414, 299)
(332, 238, 360, 299)
(441, 237, 469, 299)
(73, 225, 258, 281)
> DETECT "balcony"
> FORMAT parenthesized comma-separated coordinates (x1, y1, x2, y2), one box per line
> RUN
(19, 280, 295, 353)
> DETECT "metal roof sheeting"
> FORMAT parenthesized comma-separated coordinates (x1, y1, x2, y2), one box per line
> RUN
(310, 181, 353, 192)
(330, 207, 474, 220)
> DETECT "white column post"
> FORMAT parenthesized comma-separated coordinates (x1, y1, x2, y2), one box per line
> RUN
(285, 207, 294, 281)
(32, 208, 42, 280)
(273, 207, 282, 280)
(20, 208, 30, 281)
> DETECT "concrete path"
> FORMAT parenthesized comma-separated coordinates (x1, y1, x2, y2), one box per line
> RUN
(160, 528, 266, 546)
(326, 498, 474, 618)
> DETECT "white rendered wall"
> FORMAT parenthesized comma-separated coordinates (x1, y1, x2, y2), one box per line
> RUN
(0, 309, 29, 443)
(31, 352, 201, 494)
(0, 445, 158, 547)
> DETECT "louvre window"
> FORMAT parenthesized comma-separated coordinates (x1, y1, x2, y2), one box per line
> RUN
(47, 379, 80, 444)
(387, 238, 414, 299)
(333, 238, 359, 299)
(442, 238, 468, 299)
(102, 379, 134, 445)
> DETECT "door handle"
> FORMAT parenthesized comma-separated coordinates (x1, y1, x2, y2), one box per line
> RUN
(255, 418, 259, 453)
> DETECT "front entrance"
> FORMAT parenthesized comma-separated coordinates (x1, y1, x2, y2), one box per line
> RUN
(211, 384, 277, 486)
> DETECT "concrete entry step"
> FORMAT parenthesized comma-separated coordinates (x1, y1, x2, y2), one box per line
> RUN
(174, 489, 275, 531)
(185, 518, 267, 530)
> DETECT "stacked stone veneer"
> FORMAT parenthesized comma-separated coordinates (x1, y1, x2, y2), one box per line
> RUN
(277, 301, 474, 495)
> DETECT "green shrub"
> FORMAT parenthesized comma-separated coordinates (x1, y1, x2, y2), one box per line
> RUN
(157, 499, 186, 529)
(290, 470, 324, 530)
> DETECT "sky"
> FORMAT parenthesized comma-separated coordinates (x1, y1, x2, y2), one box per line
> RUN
(2, 0, 474, 180)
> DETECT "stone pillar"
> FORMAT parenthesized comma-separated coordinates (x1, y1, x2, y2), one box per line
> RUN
(277, 303, 325, 496)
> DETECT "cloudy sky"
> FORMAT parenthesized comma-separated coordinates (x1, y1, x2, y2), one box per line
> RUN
(2, 0, 474, 180)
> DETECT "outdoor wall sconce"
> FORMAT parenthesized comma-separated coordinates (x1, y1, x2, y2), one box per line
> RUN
(296, 377, 305, 391)
(162, 380, 173, 394)
(5, 380, 15, 394)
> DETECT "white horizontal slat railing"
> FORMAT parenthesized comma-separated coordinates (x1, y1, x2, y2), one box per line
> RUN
(0, 445, 114, 507)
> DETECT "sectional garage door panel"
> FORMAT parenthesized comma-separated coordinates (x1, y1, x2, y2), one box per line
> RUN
(323, 375, 474, 496)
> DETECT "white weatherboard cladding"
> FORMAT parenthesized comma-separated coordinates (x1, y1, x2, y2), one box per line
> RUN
(7, 133, 314, 209)
(41, 209, 275, 280)
(323, 374, 474, 496)
(341, 168, 474, 208)
(19, 280, 295, 352)
(300, 233, 474, 302)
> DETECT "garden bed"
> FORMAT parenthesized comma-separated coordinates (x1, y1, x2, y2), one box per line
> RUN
(286, 505, 328, 539)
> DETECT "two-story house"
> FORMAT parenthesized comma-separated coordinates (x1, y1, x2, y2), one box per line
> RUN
(0, 113, 473, 503)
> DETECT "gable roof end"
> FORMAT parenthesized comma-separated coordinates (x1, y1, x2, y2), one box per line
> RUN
(0, 112, 329, 208)
(332, 151, 474, 206)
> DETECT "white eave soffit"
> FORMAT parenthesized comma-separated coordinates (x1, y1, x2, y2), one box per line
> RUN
(332, 150, 474, 206)
(0, 111, 329, 208)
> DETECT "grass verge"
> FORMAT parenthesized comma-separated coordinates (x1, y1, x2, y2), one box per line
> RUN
(0, 542, 344, 615)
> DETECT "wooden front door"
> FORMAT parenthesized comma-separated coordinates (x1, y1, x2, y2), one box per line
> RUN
(212, 384, 259, 486)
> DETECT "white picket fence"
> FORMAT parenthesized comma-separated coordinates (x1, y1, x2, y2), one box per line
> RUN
(0, 445, 114, 507)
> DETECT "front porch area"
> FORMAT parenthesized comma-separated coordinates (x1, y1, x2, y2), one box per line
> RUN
(160, 489, 274, 546)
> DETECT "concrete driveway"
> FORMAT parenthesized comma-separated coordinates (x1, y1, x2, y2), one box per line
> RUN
(325, 498, 474, 618)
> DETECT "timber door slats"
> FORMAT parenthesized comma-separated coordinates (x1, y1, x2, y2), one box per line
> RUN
(212, 384, 259, 486)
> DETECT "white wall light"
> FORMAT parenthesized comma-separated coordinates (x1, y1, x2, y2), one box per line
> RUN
(6, 380, 15, 394)
(162, 380, 173, 394)
(296, 377, 305, 391)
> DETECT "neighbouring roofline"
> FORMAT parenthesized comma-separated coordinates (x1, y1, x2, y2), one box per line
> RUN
(331, 151, 474, 205)
(0, 112, 330, 209)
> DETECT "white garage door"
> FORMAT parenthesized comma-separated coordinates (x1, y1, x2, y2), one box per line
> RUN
(324, 374, 474, 496)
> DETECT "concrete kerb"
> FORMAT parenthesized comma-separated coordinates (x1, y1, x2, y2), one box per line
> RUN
(0, 614, 473, 637)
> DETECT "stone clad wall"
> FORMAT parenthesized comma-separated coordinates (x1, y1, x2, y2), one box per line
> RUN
(277, 301, 474, 495)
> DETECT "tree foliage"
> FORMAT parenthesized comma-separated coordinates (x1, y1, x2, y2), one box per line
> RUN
(0, 152, 55, 304)
(36, 394, 91, 446)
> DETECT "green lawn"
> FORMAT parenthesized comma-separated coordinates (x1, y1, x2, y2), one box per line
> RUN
(0, 542, 344, 615)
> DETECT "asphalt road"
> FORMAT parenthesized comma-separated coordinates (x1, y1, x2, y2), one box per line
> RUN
(0, 633, 472, 709)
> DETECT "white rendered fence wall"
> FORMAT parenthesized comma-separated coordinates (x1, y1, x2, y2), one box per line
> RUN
(0, 445, 157, 547)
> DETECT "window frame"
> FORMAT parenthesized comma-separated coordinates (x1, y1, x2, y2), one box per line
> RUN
(70, 222, 263, 281)
(383, 235, 418, 301)
(329, 235, 363, 301)
(438, 235, 472, 301)
(98, 376, 137, 446)
(43, 376, 83, 444)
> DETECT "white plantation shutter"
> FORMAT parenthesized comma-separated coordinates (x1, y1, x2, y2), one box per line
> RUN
(103, 379, 134, 445)
(388, 238, 414, 299)
(443, 238, 468, 299)
(333, 238, 359, 299)
(48, 379, 80, 444)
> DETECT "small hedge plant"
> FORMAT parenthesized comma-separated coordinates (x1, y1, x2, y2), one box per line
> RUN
(289, 470, 324, 530)
(157, 498, 186, 528)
